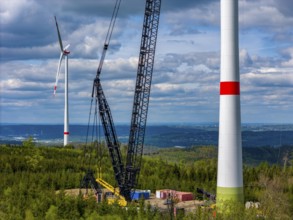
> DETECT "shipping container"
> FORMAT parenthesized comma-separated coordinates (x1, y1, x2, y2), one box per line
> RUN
(175, 192, 193, 202)
(160, 189, 176, 199)
(155, 190, 161, 198)
(131, 190, 150, 200)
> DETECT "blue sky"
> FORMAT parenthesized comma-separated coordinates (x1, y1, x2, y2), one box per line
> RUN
(1, 0, 293, 124)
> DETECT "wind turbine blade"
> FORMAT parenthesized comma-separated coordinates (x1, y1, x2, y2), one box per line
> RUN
(54, 52, 64, 95)
(54, 16, 64, 51)
(64, 44, 70, 50)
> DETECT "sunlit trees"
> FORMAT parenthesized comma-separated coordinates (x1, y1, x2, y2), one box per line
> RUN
(0, 141, 292, 219)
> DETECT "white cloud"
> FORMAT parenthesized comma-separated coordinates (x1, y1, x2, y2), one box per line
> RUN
(239, 0, 293, 29)
(1, 0, 293, 124)
(281, 47, 293, 67)
(0, 0, 31, 24)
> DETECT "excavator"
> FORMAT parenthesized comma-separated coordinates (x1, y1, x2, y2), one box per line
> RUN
(82, 0, 161, 206)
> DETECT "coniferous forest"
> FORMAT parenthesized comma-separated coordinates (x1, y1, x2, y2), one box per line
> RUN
(0, 139, 292, 219)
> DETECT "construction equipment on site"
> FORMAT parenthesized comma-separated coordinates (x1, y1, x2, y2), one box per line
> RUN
(83, 0, 161, 205)
(81, 170, 102, 201)
(197, 188, 216, 201)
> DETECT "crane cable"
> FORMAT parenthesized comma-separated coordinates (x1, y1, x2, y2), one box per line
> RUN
(96, 0, 121, 78)
(82, 0, 122, 193)
(85, 0, 121, 161)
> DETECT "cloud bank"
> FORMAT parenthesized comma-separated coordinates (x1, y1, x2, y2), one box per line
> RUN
(1, 0, 293, 124)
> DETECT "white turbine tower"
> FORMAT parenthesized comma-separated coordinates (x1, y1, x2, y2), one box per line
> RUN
(54, 16, 70, 146)
(217, 0, 243, 210)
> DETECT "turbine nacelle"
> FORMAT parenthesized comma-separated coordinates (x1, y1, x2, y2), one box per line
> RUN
(63, 44, 70, 55)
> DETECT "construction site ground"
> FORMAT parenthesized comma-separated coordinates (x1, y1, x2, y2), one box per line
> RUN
(146, 194, 206, 212)
(62, 188, 209, 213)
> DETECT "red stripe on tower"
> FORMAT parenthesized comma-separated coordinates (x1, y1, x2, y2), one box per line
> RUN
(220, 81, 240, 95)
(64, 132, 69, 135)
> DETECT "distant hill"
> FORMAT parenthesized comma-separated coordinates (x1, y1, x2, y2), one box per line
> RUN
(1, 124, 293, 148)
(149, 145, 293, 166)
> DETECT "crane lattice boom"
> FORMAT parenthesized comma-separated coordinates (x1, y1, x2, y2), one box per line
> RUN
(123, 0, 161, 201)
(91, 0, 161, 202)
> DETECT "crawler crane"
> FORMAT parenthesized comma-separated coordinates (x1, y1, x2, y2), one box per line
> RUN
(83, 0, 161, 205)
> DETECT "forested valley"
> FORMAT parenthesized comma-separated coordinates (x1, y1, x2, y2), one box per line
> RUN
(0, 139, 292, 219)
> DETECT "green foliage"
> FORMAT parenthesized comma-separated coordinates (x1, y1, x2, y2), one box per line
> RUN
(0, 144, 292, 219)
(25, 209, 35, 220)
(153, 145, 293, 166)
(152, 145, 217, 164)
(45, 205, 58, 220)
(22, 137, 36, 148)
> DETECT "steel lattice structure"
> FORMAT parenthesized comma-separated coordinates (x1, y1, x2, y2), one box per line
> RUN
(124, 0, 161, 200)
(91, 0, 161, 202)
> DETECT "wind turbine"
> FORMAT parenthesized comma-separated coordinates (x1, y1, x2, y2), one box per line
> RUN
(54, 16, 70, 146)
(217, 0, 243, 210)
